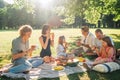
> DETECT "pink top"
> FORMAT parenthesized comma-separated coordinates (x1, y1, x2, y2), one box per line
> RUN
(96, 47, 114, 62)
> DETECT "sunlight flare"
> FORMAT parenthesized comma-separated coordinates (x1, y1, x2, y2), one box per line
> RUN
(4, 0, 14, 4)
(38, 0, 53, 9)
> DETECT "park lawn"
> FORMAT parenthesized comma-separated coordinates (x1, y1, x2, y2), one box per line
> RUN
(0, 28, 120, 80)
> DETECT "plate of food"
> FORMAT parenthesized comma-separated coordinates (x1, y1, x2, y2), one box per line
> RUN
(66, 60, 79, 67)
(76, 57, 86, 62)
(52, 66, 65, 71)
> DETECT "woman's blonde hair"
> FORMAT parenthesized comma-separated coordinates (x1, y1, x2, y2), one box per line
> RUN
(18, 25, 33, 37)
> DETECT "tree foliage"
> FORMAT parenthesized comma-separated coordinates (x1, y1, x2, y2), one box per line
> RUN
(0, 0, 120, 29)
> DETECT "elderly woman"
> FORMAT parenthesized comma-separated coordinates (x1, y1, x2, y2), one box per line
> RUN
(1, 25, 43, 74)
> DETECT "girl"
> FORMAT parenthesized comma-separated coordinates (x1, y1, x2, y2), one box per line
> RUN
(39, 24, 54, 58)
(83, 36, 115, 70)
(94, 36, 115, 64)
(56, 36, 68, 57)
(56, 36, 68, 66)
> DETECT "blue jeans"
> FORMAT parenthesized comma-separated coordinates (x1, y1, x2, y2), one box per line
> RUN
(28, 57, 43, 68)
(9, 57, 43, 73)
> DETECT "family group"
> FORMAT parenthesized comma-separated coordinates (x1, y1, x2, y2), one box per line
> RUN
(0, 24, 117, 74)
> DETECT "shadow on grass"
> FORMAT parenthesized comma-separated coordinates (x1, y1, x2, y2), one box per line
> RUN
(67, 72, 84, 80)
(38, 77, 60, 80)
(0, 75, 26, 80)
(87, 70, 120, 80)
(109, 34, 120, 49)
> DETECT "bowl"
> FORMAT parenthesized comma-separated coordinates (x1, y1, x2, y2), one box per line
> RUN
(66, 61, 79, 67)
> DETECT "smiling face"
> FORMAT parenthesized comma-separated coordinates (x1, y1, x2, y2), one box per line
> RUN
(95, 32, 103, 40)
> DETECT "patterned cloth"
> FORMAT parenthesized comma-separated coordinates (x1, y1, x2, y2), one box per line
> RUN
(1, 63, 86, 80)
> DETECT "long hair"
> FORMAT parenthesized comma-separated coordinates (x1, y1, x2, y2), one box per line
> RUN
(102, 36, 113, 47)
(19, 25, 32, 37)
(42, 24, 50, 35)
(58, 36, 65, 45)
(102, 36, 116, 60)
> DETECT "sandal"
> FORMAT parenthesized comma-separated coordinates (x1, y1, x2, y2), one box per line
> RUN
(83, 63, 91, 71)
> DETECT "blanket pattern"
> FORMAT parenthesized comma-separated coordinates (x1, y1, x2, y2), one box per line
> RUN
(2, 63, 86, 80)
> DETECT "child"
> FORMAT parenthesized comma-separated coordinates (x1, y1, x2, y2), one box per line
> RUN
(56, 36, 68, 57)
(83, 36, 115, 70)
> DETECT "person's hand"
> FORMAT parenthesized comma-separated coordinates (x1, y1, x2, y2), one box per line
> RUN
(94, 48, 100, 56)
(76, 41, 81, 46)
(101, 46, 105, 51)
(84, 44, 90, 48)
(91, 46, 96, 51)
(64, 42, 69, 48)
(95, 48, 99, 53)
(31, 45, 36, 51)
(26, 47, 35, 54)
(46, 33, 50, 39)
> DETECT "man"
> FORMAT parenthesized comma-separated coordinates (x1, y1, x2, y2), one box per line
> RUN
(93, 29, 114, 51)
(73, 26, 95, 56)
(80, 26, 95, 52)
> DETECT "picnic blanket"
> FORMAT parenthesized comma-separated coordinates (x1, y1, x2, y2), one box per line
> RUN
(1, 62, 86, 80)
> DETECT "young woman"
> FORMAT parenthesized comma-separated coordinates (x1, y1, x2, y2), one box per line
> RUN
(39, 24, 54, 58)
(83, 36, 115, 70)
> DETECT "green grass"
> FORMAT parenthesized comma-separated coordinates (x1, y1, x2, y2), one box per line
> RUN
(0, 28, 120, 80)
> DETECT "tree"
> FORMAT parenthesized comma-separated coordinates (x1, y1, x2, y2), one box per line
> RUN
(60, 0, 120, 28)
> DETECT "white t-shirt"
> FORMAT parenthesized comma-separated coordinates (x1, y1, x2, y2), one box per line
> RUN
(56, 44, 67, 57)
(94, 38, 102, 49)
(81, 32, 95, 52)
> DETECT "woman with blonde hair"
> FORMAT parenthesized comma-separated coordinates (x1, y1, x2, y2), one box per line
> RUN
(0, 25, 43, 74)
